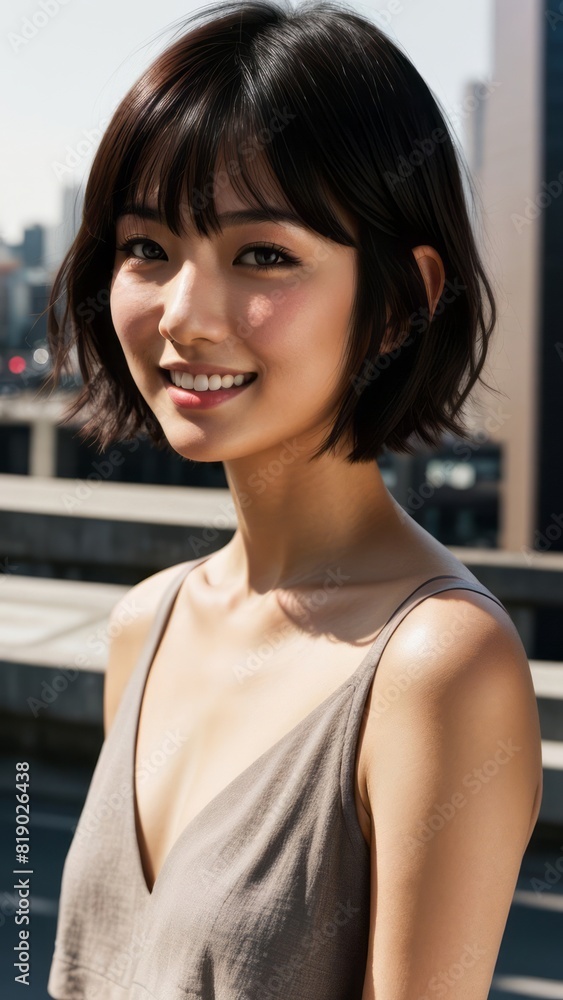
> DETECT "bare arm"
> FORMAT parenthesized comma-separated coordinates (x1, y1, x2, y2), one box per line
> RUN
(359, 590, 543, 1000)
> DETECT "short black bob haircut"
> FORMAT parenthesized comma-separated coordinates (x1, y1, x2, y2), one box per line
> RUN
(46, 0, 499, 464)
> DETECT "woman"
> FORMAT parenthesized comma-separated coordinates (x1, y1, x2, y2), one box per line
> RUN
(47, 1, 543, 997)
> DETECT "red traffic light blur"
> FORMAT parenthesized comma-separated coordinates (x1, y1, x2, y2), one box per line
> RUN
(8, 356, 26, 374)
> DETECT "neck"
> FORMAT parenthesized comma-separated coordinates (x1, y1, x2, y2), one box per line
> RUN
(209, 440, 408, 600)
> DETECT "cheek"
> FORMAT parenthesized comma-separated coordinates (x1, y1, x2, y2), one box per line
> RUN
(253, 261, 354, 373)
(110, 279, 155, 351)
(244, 277, 353, 416)
(243, 283, 304, 348)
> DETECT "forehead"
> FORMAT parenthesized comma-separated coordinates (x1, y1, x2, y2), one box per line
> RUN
(116, 198, 313, 233)
(117, 154, 288, 222)
(116, 152, 359, 241)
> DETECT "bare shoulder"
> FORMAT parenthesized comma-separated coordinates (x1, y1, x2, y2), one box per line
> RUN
(364, 582, 539, 742)
(372, 583, 530, 693)
(359, 583, 543, 840)
(102, 561, 191, 736)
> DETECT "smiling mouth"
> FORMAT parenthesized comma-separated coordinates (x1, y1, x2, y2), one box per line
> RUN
(161, 370, 258, 392)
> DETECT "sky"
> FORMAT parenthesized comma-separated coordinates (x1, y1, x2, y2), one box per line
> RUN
(0, 0, 493, 246)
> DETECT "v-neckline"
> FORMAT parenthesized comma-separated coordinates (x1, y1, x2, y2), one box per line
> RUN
(129, 560, 468, 897)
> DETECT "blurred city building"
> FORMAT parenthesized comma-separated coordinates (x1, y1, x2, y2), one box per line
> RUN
(0, 0, 561, 561)
(464, 0, 563, 658)
(469, 0, 563, 560)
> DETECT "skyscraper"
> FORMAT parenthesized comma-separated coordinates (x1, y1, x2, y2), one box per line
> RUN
(477, 0, 563, 559)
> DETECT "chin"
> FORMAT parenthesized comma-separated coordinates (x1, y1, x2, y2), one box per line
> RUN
(157, 425, 228, 464)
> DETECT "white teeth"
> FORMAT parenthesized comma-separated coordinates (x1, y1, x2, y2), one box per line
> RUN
(169, 371, 254, 391)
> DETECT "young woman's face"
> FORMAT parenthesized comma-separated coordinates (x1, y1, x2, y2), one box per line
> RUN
(110, 171, 358, 463)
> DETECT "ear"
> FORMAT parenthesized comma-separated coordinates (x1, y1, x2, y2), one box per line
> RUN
(411, 244, 445, 319)
(379, 245, 445, 354)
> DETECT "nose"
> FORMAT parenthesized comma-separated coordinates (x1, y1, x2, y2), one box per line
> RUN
(158, 260, 231, 348)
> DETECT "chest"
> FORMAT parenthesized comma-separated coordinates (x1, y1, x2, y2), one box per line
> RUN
(134, 610, 380, 893)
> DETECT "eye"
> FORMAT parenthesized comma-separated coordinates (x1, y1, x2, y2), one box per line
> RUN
(114, 236, 302, 271)
(234, 242, 301, 271)
(115, 236, 166, 263)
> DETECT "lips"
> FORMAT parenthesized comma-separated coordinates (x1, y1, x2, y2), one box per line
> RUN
(160, 362, 257, 377)
(161, 366, 257, 410)
(163, 368, 258, 382)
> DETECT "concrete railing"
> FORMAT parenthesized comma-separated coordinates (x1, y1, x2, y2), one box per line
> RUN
(1, 471, 560, 651)
(2, 473, 563, 828)
(0, 473, 235, 578)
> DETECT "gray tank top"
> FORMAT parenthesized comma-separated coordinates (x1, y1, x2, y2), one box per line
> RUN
(47, 555, 507, 999)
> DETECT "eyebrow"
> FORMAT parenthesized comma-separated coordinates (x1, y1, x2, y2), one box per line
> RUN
(115, 203, 308, 229)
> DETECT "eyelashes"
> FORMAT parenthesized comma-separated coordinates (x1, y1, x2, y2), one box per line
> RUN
(236, 242, 302, 271)
(114, 235, 302, 272)
(114, 236, 163, 263)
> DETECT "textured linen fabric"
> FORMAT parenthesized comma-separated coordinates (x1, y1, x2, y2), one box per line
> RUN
(47, 555, 506, 999)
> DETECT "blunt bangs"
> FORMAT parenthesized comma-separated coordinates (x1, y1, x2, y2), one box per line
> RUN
(46, 0, 499, 464)
(112, 54, 359, 252)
